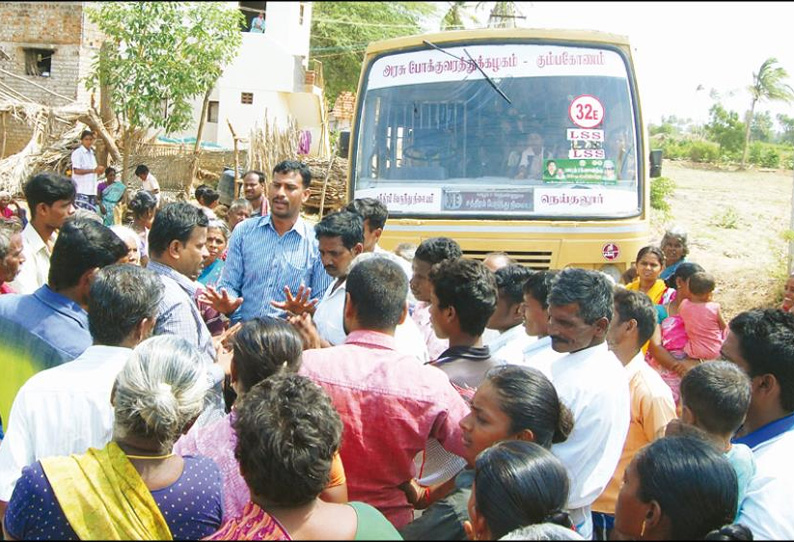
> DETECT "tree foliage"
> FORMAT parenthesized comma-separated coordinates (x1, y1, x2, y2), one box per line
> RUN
(778, 114, 794, 146)
(441, 2, 479, 30)
(85, 2, 244, 135)
(741, 57, 794, 166)
(706, 103, 745, 155)
(310, 2, 436, 104)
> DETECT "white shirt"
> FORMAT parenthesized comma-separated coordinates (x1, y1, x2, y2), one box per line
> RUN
(549, 341, 630, 539)
(520, 335, 566, 378)
(485, 324, 535, 365)
(7, 223, 55, 294)
(411, 301, 449, 361)
(141, 172, 161, 205)
(374, 244, 416, 306)
(0, 345, 132, 501)
(737, 428, 794, 539)
(313, 278, 429, 363)
(70, 144, 98, 195)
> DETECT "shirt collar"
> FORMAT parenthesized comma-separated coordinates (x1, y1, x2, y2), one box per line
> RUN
(22, 223, 54, 254)
(258, 214, 308, 239)
(147, 260, 201, 297)
(33, 284, 89, 328)
(432, 345, 492, 365)
(344, 329, 397, 350)
(732, 412, 794, 450)
(624, 351, 646, 376)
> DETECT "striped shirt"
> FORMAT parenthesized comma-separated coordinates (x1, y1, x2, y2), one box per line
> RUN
(218, 215, 332, 322)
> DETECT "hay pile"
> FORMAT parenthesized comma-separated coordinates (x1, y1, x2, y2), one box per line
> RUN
(303, 156, 348, 214)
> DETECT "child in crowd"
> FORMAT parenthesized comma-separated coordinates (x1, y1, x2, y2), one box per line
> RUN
(672, 361, 756, 511)
(782, 273, 794, 313)
(678, 271, 727, 360)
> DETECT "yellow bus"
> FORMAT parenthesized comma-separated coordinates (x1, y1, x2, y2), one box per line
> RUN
(345, 28, 661, 280)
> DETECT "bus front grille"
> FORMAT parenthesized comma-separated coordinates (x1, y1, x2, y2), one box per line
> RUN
(462, 250, 553, 270)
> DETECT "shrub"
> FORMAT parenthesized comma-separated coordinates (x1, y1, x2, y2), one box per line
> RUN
(709, 206, 740, 230)
(651, 176, 676, 212)
(688, 140, 720, 162)
(761, 148, 780, 168)
(748, 142, 764, 165)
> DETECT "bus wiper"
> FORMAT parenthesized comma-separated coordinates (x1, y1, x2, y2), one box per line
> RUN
(422, 39, 512, 105)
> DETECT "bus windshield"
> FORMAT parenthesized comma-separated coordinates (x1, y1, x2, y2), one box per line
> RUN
(352, 42, 641, 219)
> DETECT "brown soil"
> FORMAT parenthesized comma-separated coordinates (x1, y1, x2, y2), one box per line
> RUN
(651, 160, 793, 321)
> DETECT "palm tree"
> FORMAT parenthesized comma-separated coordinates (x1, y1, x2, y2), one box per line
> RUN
(476, 1, 524, 29)
(440, 2, 478, 31)
(741, 57, 794, 168)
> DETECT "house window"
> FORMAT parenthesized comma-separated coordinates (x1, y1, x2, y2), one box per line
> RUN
(23, 48, 54, 77)
(207, 101, 219, 123)
(241, 92, 254, 105)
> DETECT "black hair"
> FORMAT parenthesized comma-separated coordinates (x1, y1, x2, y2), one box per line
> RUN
(345, 197, 389, 231)
(232, 318, 304, 393)
(128, 190, 157, 219)
(689, 271, 716, 296)
(728, 309, 794, 411)
(429, 258, 497, 337)
(148, 202, 209, 256)
(633, 435, 739, 540)
(273, 160, 311, 189)
(48, 217, 129, 291)
(242, 170, 266, 184)
(79, 130, 94, 140)
(474, 441, 572, 540)
(703, 524, 754, 541)
(613, 287, 658, 348)
(522, 270, 558, 310)
(680, 361, 752, 436)
(233, 374, 342, 507)
(23, 172, 76, 219)
(88, 264, 163, 346)
(665, 261, 705, 290)
(636, 245, 666, 267)
(134, 164, 149, 177)
(414, 237, 462, 265)
(485, 365, 573, 448)
(548, 267, 614, 324)
(495, 265, 535, 306)
(105, 167, 117, 176)
(346, 256, 407, 330)
(314, 210, 364, 250)
(195, 184, 220, 207)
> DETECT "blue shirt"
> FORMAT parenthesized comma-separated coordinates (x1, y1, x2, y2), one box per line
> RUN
(218, 215, 332, 322)
(0, 285, 91, 424)
(732, 412, 794, 450)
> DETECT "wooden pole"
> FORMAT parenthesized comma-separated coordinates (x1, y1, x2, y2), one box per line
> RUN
(1, 111, 6, 160)
(227, 119, 241, 198)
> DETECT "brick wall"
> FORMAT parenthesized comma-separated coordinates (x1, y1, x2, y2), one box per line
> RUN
(0, 116, 34, 158)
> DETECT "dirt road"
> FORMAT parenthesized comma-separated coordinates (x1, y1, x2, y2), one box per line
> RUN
(651, 160, 793, 320)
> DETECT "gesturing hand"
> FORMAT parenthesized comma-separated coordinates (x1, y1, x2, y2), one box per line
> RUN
(286, 312, 326, 350)
(200, 285, 243, 316)
(270, 284, 318, 316)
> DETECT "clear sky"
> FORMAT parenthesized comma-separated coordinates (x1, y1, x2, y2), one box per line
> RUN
(423, 2, 794, 127)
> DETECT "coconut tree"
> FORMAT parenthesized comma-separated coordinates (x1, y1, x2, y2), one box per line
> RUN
(476, 1, 524, 28)
(741, 57, 794, 168)
(440, 2, 479, 30)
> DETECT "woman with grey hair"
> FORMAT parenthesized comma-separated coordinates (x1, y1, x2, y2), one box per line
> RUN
(110, 224, 142, 266)
(659, 226, 689, 283)
(2, 336, 223, 541)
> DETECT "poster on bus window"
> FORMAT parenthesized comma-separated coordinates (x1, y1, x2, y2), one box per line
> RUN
(356, 187, 442, 213)
(542, 159, 617, 185)
(534, 187, 636, 215)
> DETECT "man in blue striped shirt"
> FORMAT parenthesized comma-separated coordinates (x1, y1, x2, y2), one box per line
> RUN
(207, 160, 332, 322)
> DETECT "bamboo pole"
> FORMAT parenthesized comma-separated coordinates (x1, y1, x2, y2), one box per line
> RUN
(227, 119, 241, 198)
(1, 111, 6, 160)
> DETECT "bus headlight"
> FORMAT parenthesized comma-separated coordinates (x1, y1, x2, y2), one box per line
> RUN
(599, 264, 622, 284)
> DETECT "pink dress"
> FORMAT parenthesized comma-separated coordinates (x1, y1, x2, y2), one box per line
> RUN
(679, 299, 724, 360)
(647, 312, 688, 404)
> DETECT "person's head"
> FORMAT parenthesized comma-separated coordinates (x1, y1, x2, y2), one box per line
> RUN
(48, 217, 129, 304)
(394, 242, 417, 263)
(526, 131, 543, 151)
(233, 373, 342, 507)
(195, 184, 220, 209)
(783, 273, 794, 311)
(614, 435, 739, 541)
(112, 335, 208, 453)
(0, 190, 11, 209)
(88, 264, 162, 347)
(621, 266, 638, 285)
(488, 265, 535, 332)
(667, 261, 706, 294)
(411, 237, 462, 302)
(679, 361, 751, 440)
(23, 172, 76, 226)
(345, 197, 389, 252)
(230, 317, 304, 395)
(134, 164, 150, 181)
(344, 255, 407, 334)
(128, 190, 158, 228)
(269, 160, 311, 221)
(546, 160, 558, 176)
(608, 287, 658, 357)
(722, 309, 794, 420)
(482, 251, 516, 272)
(429, 258, 497, 340)
(499, 523, 585, 541)
(460, 365, 573, 465)
(466, 441, 572, 541)
(314, 210, 364, 279)
(148, 202, 209, 281)
(79, 129, 95, 149)
(242, 170, 266, 204)
(547, 268, 613, 353)
(634, 245, 666, 285)
(0, 222, 25, 284)
(204, 219, 230, 267)
(522, 270, 557, 338)
(661, 227, 689, 268)
(105, 167, 117, 183)
(227, 198, 253, 230)
(109, 225, 141, 266)
(688, 271, 716, 302)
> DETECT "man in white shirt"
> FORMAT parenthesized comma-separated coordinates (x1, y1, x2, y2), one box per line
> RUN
(722, 309, 794, 539)
(484, 264, 536, 364)
(520, 270, 565, 377)
(8, 173, 76, 294)
(135, 164, 161, 206)
(545, 268, 630, 539)
(70, 130, 105, 212)
(0, 263, 163, 513)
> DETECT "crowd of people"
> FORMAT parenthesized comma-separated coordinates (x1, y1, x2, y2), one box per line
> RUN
(0, 141, 793, 541)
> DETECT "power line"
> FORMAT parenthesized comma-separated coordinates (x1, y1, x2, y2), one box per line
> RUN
(311, 17, 421, 29)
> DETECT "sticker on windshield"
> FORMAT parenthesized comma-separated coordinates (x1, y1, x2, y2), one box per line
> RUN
(569, 95, 604, 129)
(542, 159, 617, 185)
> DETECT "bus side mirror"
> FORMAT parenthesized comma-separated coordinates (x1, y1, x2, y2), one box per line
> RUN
(649, 149, 663, 178)
(337, 130, 351, 158)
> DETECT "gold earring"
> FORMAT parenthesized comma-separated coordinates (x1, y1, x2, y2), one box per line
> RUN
(640, 519, 647, 538)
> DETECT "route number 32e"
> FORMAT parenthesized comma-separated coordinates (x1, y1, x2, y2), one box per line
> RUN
(569, 95, 605, 129)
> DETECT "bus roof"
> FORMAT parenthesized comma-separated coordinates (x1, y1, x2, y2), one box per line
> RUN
(364, 27, 631, 56)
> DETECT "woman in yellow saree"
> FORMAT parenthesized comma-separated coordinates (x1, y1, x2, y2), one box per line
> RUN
(2, 336, 224, 541)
